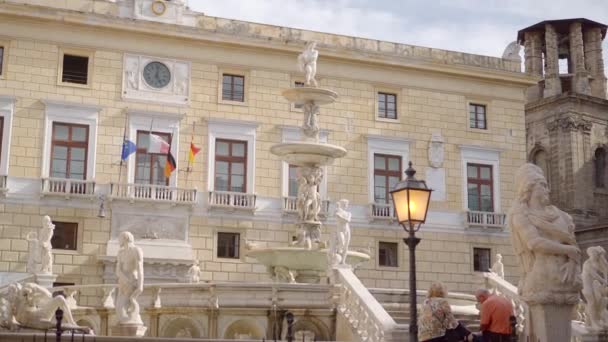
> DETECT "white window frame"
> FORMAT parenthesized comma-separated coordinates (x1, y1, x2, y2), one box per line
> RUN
(0, 40, 9, 79)
(367, 135, 410, 204)
(41, 100, 101, 180)
(57, 47, 95, 88)
(0, 96, 15, 175)
(212, 227, 245, 263)
(279, 126, 328, 199)
(207, 118, 258, 193)
(460, 145, 502, 212)
(127, 110, 182, 187)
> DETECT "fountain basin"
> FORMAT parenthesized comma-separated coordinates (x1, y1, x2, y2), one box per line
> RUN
(247, 246, 370, 283)
(271, 142, 347, 166)
(282, 87, 338, 105)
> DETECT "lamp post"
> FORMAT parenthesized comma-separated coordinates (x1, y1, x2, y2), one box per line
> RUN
(390, 162, 432, 342)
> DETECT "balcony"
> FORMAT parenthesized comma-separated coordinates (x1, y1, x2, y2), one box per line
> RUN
(109, 183, 197, 205)
(41, 178, 96, 199)
(208, 191, 256, 211)
(466, 210, 506, 230)
(0, 175, 7, 196)
(281, 196, 330, 218)
(369, 202, 395, 221)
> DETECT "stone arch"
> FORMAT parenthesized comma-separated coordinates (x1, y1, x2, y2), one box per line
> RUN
(223, 319, 265, 340)
(159, 316, 204, 338)
(285, 316, 330, 341)
(529, 144, 550, 187)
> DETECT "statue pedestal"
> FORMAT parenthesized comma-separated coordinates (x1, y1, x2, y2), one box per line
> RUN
(529, 304, 574, 341)
(111, 323, 147, 337)
(579, 332, 608, 342)
(34, 273, 57, 289)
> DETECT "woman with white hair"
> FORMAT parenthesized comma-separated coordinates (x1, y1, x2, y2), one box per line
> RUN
(418, 282, 472, 342)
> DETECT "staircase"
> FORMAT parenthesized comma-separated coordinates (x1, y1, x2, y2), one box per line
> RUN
(369, 288, 481, 331)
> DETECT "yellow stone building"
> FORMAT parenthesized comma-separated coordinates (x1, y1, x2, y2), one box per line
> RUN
(0, 0, 534, 310)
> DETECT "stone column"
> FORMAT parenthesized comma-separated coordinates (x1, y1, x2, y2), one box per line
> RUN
(528, 304, 576, 341)
(569, 22, 591, 95)
(584, 27, 607, 99)
(544, 24, 562, 97)
(524, 31, 544, 101)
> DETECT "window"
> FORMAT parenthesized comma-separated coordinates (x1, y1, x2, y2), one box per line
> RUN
(62, 54, 89, 85)
(217, 232, 240, 259)
(51, 221, 78, 250)
(467, 163, 493, 212)
(222, 74, 245, 102)
(135, 131, 170, 186)
(469, 103, 487, 129)
(374, 154, 402, 204)
(595, 148, 606, 188)
(288, 164, 299, 197)
(294, 81, 305, 109)
(215, 139, 247, 192)
(378, 241, 398, 267)
(378, 92, 397, 119)
(473, 248, 491, 272)
(0, 46, 4, 76)
(50, 123, 88, 180)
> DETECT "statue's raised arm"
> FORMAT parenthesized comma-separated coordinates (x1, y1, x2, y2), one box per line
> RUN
(297, 42, 319, 87)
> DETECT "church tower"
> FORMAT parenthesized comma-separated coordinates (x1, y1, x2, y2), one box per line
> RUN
(519, 19, 608, 250)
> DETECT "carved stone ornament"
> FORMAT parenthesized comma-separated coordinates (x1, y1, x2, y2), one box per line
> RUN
(581, 246, 608, 331)
(428, 132, 445, 168)
(502, 41, 522, 63)
(26, 216, 55, 275)
(546, 115, 592, 133)
(112, 213, 187, 241)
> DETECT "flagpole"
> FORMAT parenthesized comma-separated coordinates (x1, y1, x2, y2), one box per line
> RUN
(118, 108, 128, 185)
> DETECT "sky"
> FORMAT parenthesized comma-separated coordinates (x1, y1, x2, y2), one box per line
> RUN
(188, 0, 608, 73)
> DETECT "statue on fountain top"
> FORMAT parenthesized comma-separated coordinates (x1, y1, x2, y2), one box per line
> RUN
(115, 231, 144, 325)
(508, 163, 581, 305)
(297, 41, 319, 87)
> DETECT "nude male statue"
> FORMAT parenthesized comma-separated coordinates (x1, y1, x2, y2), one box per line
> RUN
(115, 231, 144, 325)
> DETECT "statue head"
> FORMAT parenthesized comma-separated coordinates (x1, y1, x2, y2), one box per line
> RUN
(496, 253, 502, 261)
(587, 246, 606, 261)
(118, 231, 135, 247)
(337, 199, 349, 210)
(514, 163, 549, 206)
(306, 41, 317, 51)
(42, 216, 54, 230)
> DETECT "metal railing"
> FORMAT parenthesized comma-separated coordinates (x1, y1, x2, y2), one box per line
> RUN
(41, 178, 96, 198)
(208, 191, 256, 210)
(109, 183, 197, 205)
(466, 211, 506, 229)
(369, 202, 395, 220)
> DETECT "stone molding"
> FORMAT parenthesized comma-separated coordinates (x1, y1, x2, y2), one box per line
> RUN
(546, 115, 592, 133)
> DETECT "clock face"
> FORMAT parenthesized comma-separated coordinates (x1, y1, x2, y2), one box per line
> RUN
(143, 61, 171, 89)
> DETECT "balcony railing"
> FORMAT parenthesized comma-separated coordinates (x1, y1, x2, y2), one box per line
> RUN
(41, 178, 96, 199)
(209, 191, 256, 211)
(369, 202, 395, 220)
(282, 196, 330, 217)
(466, 210, 506, 229)
(0, 175, 7, 195)
(109, 183, 197, 205)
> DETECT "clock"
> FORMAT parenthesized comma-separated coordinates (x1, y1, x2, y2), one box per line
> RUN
(151, 0, 167, 16)
(143, 61, 171, 89)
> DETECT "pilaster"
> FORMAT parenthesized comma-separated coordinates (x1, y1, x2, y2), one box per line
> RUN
(583, 27, 607, 99)
(569, 22, 591, 95)
(544, 24, 562, 97)
(524, 31, 543, 102)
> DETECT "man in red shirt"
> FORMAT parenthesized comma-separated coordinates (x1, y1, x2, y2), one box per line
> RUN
(474, 289, 513, 342)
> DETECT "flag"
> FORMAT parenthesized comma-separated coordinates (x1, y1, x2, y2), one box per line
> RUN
(188, 142, 201, 165)
(148, 133, 170, 154)
(164, 151, 176, 178)
(121, 140, 136, 161)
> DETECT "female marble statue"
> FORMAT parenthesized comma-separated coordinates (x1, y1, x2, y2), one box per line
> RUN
(490, 253, 505, 279)
(26, 216, 55, 274)
(297, 42, 318, 87)
(581, 246, 608, 330)
(115, 231, 144, 325)
(335, 199, 352, 265)
(508, 163, 581, 305)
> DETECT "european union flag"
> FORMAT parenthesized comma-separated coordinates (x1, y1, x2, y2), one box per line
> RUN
(121, 140, 137, 161)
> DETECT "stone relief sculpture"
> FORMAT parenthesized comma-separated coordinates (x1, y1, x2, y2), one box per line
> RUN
(508, 163, 581, 305)
(502, 41, 522, 62)
(115, 231, 144, 325)
(428, 132, 444, 168)
(186, 260, 201, 283)
(335, 199, 352, 265)
(297, 166, 323, 223)
(581, 246, 608, 330)
(125, 58, 139, 90)
(272, 266, 296, 284)
(490, 253, 505, 279)
(302, 102, 320, 140)
(297, 42, 319, 87)
(0, 282, 89, 332)
(26, 216, 55, 275)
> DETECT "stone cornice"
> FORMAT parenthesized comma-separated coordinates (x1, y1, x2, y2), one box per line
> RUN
(546, 114, 592, 133)
(0, 2, 538, 86)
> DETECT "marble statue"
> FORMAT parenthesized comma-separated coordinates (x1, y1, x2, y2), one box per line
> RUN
(186, 260, 201, 283)
(115, 231, 144, 325)
(302, 102, 320, 140)
(335, 199, 352, 265)
(508, 163, 581, 305)
(273, 266, 296, 284)
(297, 41, 319, 87)
(0, 282, 89, 332)
(490, 253, 505, 279)
(502, 41, 522, 62)
(297, 166, 323, 223)
(26, 216, 55, 275)
(581, 246, 608, 330)
(428, 132, 444, 168)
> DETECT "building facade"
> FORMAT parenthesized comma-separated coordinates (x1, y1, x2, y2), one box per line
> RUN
(0, 0, 534, 311)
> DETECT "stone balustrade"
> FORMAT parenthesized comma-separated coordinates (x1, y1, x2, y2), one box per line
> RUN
(369, 203, 395, 221)
(109, 183, 197, 205)
(482, 272, 527, 340)
(208, 191, 256, 211)
(466, 211, 506, 229)
(282, 196, 330, 217)
(41, 177, 96, 199)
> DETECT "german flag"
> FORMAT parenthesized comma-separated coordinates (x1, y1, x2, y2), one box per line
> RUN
(164, 134, 176, 178)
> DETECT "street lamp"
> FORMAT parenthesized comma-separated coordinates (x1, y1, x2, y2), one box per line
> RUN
(390, 162, 432, 342)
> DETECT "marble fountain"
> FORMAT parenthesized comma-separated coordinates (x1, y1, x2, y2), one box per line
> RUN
(247, 42, 370, 283)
